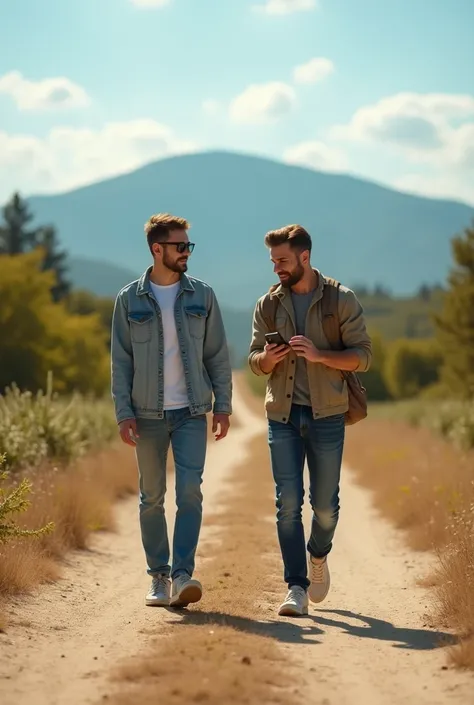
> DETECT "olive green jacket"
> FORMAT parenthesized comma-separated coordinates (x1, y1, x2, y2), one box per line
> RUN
(248, 271, 372, 423)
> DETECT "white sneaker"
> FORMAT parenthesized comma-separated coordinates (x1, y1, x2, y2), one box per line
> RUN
(170, 574, 203, 608)
(278, 586, 309, 616)
(308, 555, 330, 603)
(145, 574, 171, 606)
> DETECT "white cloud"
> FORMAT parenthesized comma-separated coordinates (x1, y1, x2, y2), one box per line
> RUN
(229, 81, 296, 124)
(283, 140, 348, 172)
(293, 57, 334, 84)
(0, 71, 90, 111)
(202, 99, 222, 117)
(331, 92, 474, 154)
(394, 173, 474, 207)
(0, 119, 197, 201)
(329, 92, 474, 205)
(253, 0, 317, 15)
(129, 0, 171, 7)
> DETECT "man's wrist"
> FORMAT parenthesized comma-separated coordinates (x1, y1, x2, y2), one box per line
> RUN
(314, 350, 329, 364)
(258, 352, 274, 374)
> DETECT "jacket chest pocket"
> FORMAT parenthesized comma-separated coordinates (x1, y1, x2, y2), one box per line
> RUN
(185, 307, 207, 339)
(128, 312, 154, 343)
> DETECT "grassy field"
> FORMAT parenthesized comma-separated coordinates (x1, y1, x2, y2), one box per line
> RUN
(368, 398, 474, 450)
(245, 370, 474, 670)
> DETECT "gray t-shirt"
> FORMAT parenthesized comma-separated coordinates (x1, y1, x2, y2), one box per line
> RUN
(290, 290, 314, 406)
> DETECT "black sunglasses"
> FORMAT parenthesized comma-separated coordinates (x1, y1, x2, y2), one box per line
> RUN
(161, 242, 195, 254)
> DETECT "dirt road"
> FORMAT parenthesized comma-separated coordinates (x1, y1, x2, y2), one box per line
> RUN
(1, 377, 473, 705)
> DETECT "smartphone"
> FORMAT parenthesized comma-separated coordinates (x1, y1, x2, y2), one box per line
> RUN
(265, 331, 288, 346)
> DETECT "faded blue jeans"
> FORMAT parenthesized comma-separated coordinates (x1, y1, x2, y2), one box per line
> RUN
(268, 404, 345, 590)
(135, 408, 207, 579)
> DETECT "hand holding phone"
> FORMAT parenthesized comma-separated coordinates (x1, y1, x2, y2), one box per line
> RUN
(264, 331, 288, 346)
(261, 331, 291, 373)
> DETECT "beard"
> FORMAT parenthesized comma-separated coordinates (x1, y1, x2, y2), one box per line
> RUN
(163, 251, 188, 273)
(278, 260, 304, 288)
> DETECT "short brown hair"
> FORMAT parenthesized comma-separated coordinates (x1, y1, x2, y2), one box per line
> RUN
(144, 213, 190, 253)
(264, 224, 312, 253)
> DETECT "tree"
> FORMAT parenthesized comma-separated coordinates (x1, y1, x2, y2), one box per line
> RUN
(0, 192, 70, 301)
(417, 284, 432, 302)
(383, 338, 443, 399)
(67, 290, 114, 345)
(0, 192, 36, 254)
(36, 226, 71, 302)
(435, 220, 474, 397)
(0, 250, 109, 395)
(362, 332, 391, 401)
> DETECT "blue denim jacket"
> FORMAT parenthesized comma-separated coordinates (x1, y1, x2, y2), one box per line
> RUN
(110, 267, 232, 423)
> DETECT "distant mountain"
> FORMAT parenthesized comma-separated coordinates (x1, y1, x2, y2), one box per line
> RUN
(69, 257, 139, 297)
(26, 150, 473, 307)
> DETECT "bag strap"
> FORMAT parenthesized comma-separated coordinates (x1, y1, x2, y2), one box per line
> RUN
(320, 277, 343, 351)
(260, 284, 280, 332)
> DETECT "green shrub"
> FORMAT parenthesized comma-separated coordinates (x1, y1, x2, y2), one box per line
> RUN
(0, 376, 117, 472)
(0, 455, 54, 543)
(383, 338, 443, 399)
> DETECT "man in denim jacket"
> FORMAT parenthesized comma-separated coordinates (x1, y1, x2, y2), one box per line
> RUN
(111, 213, 232, 609)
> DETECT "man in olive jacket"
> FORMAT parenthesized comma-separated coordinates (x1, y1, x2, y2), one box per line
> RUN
(249, 224, 372, 617)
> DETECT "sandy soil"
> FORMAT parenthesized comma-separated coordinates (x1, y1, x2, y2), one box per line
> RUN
(1, 376, 473, 705)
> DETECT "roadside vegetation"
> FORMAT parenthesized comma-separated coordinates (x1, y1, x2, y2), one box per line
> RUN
(0, 194, 137, 630)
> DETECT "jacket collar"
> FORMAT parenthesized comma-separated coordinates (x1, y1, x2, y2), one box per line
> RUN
(136, 266, 195, 296)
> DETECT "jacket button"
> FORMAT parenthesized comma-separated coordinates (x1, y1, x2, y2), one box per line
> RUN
(291, 360, 295, 364)
(286, 394, 291, 398)
(289, 376, 293, 380)
(282, 417, 287, 422)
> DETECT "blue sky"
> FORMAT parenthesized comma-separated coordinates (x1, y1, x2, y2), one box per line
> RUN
(1, 0, 473, 204)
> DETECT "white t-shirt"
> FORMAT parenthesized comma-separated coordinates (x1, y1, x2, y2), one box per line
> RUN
(150, 281, 188, 411)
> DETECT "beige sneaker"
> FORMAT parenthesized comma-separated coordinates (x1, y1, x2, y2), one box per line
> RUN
(170, 574, 203, 608)
(145, 574, 171, 606)
(278, 586, 309, 616)
(308, 555, 330, 603)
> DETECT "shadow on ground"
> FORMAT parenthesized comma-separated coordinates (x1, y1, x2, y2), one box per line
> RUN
(163, 607, 456, 651)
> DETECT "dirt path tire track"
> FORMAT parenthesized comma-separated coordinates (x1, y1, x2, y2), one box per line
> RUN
(1, 375, 473, 705)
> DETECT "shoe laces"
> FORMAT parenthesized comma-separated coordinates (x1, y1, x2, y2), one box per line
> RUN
(310, 557, 326, 583)
(152, 574, 169, 590)
(286, 585, 306, 601)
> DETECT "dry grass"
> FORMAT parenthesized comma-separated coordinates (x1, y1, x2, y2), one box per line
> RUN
(0, 443, 137, 619)
(0, 411, 236, 630)
(344, 417, 474, 669)
(108, 435, 302, 705)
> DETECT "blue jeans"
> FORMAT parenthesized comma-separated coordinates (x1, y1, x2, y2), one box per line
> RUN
(135, 408, 207, 579)
(268, 404, 345, 590)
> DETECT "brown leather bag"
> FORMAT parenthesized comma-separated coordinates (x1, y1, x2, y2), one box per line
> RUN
(261, 277, 367, 425)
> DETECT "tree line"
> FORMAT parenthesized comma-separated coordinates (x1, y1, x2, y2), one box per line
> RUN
(364, 218, 474, 401)
(1, 190, 473, 402)
(0, 192, 111, 395)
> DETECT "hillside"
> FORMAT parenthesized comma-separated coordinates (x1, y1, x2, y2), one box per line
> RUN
(26, 150, 472, 309)
(69, 257, 140, 297)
